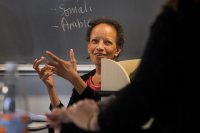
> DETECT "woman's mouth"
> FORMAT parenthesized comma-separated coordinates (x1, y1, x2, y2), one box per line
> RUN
(95, 53, 106, 58)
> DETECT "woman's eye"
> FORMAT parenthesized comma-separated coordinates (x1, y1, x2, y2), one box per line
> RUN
(105, 41, 112, 45)
(91, 39, 98, 44)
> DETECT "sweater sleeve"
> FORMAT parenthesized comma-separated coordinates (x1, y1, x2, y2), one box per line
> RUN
(49, 101, 64, 111)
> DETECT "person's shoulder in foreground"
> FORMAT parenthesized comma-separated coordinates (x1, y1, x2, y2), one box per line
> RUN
(98, 0, 200, 132)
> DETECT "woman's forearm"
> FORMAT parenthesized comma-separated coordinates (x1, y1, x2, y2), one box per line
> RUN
(70, 75, 87, 94)
(47, 86, 60, 108)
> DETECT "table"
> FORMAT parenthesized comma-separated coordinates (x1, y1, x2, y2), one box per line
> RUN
(28, 122, 48, 131)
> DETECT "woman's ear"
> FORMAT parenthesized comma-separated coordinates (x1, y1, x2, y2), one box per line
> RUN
(115, 47, 122, 57)
(87, 43, 90, 54)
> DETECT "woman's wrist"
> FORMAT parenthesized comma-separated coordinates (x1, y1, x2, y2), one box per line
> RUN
(71, 75, 87, 94)
(65, 71, 79, 83)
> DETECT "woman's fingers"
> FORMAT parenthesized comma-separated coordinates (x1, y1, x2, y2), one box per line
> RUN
(40, 64, 54, 78)
(40, 64, 54, 73)
(33, 58, 43, 72)
(46, 51, 63, 66)
(69, 49, 77, 71)
(41, 56, 58, 68)
(40, 71, 53, 80)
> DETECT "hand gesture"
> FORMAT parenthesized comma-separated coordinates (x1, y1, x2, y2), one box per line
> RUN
(43, 49, 78, 83)
(33, 58, 55, 89)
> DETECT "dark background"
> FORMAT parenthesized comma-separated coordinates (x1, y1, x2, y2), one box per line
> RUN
(0, 0, 165, 64)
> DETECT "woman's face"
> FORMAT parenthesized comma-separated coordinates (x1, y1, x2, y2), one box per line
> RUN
(88, 23, 121, 65)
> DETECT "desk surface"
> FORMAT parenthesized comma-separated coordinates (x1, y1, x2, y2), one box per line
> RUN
(28, 122, 48, 131)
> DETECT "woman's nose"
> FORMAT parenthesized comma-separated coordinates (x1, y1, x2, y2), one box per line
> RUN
(96, 41, 104, 50)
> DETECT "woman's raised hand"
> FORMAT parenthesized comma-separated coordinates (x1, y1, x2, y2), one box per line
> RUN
(43, 49, 78, 83)
(33, 58, 55, 89)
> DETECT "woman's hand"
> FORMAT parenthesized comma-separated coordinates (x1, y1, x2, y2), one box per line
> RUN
(43, 49, 78, 83)
(33, 58, 55, 89)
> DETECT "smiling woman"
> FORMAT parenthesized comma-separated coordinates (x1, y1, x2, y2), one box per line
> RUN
(33, 17, 125, 133)
(87, 23, 122, 65)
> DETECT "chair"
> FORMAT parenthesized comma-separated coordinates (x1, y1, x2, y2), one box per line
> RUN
(118, 59, 141, 77)
(100, 58, 141, 97)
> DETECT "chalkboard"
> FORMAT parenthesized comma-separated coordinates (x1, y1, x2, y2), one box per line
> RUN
(0, 0, 165, 64)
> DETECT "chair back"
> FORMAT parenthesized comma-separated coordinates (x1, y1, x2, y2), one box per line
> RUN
(101, 58, 141, 91)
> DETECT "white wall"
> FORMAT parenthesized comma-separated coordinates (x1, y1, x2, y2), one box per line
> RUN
(28, 95, 71, 133)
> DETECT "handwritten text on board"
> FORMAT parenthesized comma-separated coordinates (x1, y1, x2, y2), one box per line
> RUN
(51, 0, 93, 31)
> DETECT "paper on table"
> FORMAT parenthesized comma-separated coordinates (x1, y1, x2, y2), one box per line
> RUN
(15, 109, 47, 122)
(28, 112, 47, 122)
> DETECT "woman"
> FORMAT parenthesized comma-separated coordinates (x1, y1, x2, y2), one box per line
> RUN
(33, 17, 124, 132)
(46, 0, 200, 132)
